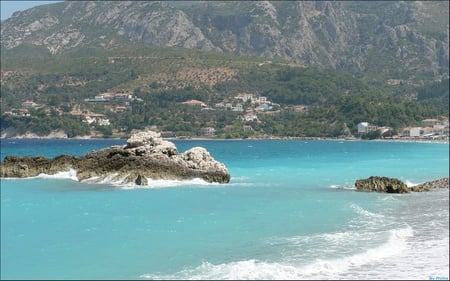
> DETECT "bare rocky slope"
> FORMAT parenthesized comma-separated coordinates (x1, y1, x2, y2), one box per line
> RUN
(1, 1, 448, 81)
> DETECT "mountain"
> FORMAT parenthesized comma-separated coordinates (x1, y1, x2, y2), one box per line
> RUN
(1, 1, 448, 82)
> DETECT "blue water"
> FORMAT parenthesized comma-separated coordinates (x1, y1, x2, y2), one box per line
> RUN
(1, 139, 449, 280)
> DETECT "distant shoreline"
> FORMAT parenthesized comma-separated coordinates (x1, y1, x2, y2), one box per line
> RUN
(1, 134, 448, 144)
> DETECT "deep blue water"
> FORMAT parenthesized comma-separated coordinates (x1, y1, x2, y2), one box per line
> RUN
(1, 139, 449, 280)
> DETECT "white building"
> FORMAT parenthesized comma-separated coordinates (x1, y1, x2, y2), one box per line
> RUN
(357, 122, 378, 134)
(407, 127, 422, 137)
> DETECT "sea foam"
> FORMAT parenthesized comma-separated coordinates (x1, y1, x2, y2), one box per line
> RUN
(329, 184, 356, 190)
(28, 169, 79, 181)
(122, 177, 217, 189)
(80, 174, 217, 189)
(139, 227, 414, 280)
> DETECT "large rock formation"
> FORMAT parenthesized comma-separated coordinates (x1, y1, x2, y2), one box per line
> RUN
(0, 130, 230, 185)
(355, 176, 410, 193)
(355, 176, 449, 193)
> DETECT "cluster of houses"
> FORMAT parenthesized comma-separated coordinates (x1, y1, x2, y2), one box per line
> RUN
(358, 118, 449, 140)
(180, 92, 282, 136)
(69, 110, 111, 126)
(82, 90, 144, 116)
(3, 91, 449, 141)
(182, 92, 280, 124)
(3, 99, 113, 127)
(3, 100, 41, 117)
(84, 91, 133, 103)
(4, 90, 137, 119)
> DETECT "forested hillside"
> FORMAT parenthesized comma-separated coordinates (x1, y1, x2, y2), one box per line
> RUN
(1, 44, 447, 138)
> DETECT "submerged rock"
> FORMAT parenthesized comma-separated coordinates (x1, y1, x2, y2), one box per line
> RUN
(0, 130, 230, 185)
(355, 176, 449, 193)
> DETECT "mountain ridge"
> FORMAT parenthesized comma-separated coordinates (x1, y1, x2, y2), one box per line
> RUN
(1, 1, 448, 82)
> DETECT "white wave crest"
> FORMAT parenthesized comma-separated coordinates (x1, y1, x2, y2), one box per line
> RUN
(140, 260, 301, 280)
(329, 184, 356, 190)
(140, 227, 414, 280)
(2, 169, 79, 181)
(121, 177, 217, 189)
(22, 168, 220, 189)
(350, 203, 385, 219)
(405, 180, 419, 187)
(297, 226, 414, 279)
(36, 169, 78, 181)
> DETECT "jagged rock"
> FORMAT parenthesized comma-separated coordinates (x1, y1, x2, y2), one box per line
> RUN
(0, 130, 230, 185)
(135, 174, 148, 186)
(125, 130, 163, 148)
(125, 131, 178, 157)
(355, 176, 409, 193)
(409, 177, 449, 192)
(355, 176, 449, 193)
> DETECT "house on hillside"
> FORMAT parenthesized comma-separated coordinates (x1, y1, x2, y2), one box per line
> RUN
(377, 126, 391, 135)
(232, 104, 243, 112)
(115, 106, 128, 112)
(22, 100, 38, 109)
(253, 96, 267, 104)
(201, 127, 216, 136)
(243, 125, 253, 132)
(234, 93, 253, 102)
(83, 113, 110, 126)
(357, 122, 378, 134)
(402, 127, 421, 137)
(243, 113, 258, 122)
(114, 93, 132, 100)
(182, 100, 207, 108)
(421, 118, 440, 127)
(255, 104, 272, 112)
(18, 108, 30, 117)
(421, 127, 435, 138)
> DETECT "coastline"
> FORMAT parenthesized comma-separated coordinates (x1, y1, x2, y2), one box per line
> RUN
(1, 134, 448, 144)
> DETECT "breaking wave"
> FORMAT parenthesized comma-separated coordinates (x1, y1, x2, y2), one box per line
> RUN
(121, 178, 217, 189)
(139, 227, 414, 280)
(1, 169, 79, 181)
(329, 184, 356, 190)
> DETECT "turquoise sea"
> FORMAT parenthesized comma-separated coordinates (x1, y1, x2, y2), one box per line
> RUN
(1, 139, 449, 280)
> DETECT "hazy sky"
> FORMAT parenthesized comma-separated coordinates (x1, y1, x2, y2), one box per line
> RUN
(1, 0, 63, 21)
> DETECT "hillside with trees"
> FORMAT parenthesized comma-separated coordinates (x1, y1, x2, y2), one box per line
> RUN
(1, 44, 447, 139)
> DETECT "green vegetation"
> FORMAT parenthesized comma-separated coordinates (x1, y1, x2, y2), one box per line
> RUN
(1, 114, 90, 138)
(1, 45, 448, 139)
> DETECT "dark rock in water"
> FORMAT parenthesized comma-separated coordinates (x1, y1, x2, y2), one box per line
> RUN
(0, 130, 231, 185)
(135, 174, 148, 186)
(355, 176, 409, 193)
(409, 177, 449, 192)
(355, 176, 449, 193)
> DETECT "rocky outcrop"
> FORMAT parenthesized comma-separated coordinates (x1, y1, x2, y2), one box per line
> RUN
(355, 176, 449, 193)
(0, 130, 230, 185)
(355, 176, 410, 193)
(409, 177, 449, 192)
